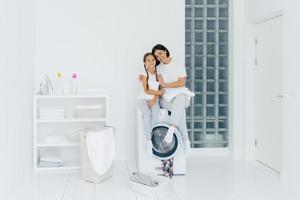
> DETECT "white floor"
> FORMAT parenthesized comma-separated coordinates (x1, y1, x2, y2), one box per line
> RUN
(12, 157, 284, 200)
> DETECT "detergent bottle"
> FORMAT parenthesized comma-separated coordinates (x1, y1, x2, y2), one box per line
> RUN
(71, 72, 78, 95)
(55, 72, 64, 95)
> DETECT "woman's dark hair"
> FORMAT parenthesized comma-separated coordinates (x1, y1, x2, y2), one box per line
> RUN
(143, 52, 158, 90)
(151, 44, 170, 65)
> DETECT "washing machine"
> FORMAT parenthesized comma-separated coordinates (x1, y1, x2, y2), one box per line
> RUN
(137, 109, 186, 175)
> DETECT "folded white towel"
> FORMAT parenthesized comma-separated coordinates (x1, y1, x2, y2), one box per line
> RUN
(74, 105, 104, 118)
(39, 116, 66, 121)
(40, 149, 63, 163)
(39, 161, 63, 167)
(39, 113, 65, 115)
(39, 113, 66, 117)
(75, 105, 103, 110)
(163, 87, 195, 104)
(44, 136, 69, 144)
(39, 108, 66, 120)
(39, 116, 66, 119)
(39, 114, 65, 120)
(66, 129, 83, 142)
(39, 108, 66, 113)
(40, 156, 63, 164)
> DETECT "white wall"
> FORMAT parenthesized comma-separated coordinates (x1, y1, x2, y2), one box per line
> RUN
(34, 0, 184, 160)
(281, 0, 300, 198)
(230, 0, 246, 159)
(243, 23, 256, 160)
(245, 0, 282, 21)
(0, 0, 35, 199)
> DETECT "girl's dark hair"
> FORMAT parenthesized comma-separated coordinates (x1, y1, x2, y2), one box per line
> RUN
(143, 52, 158, 90)
(151, 44, 170, 65)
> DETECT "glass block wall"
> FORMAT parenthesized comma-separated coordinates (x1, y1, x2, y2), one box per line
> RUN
(185, 0, 229, 148)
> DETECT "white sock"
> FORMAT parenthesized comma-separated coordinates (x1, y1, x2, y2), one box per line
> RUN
(165, 126, 176, 143)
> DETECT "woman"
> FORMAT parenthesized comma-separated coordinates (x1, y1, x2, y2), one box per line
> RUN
(152, 44, 193, 153)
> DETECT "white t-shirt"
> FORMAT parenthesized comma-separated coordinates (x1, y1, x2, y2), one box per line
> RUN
(138, 69, 159, 100)
(157, 57, 187, 92)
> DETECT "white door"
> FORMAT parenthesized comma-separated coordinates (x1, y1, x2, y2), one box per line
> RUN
(254, 16, 282, 173)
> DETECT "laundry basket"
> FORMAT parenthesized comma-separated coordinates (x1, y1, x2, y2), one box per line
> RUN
(80, 126, 115, 183)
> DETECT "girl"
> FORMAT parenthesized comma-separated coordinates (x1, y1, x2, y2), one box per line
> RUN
(152, 44, 194, 153)
(138, 52, 163, 154)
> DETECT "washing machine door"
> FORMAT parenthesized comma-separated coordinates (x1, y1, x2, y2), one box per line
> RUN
(151, 124, 180, 160)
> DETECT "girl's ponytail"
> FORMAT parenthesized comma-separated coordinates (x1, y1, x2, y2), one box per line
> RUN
(143, 64, 149, 90)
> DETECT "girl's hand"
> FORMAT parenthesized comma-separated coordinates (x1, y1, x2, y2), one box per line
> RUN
(147, 99, 155, 108)
(147, 96, 158, 108)
(158, 89, 164, 96)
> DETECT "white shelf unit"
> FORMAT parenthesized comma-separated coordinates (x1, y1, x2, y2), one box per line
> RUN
(36, 118, 107, 123)
(33, 94, 109, 171)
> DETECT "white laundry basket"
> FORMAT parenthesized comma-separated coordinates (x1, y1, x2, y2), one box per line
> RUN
(80, 126, 115, 183)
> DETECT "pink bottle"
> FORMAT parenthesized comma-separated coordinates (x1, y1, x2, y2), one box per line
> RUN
(71, 72, 78, 95)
